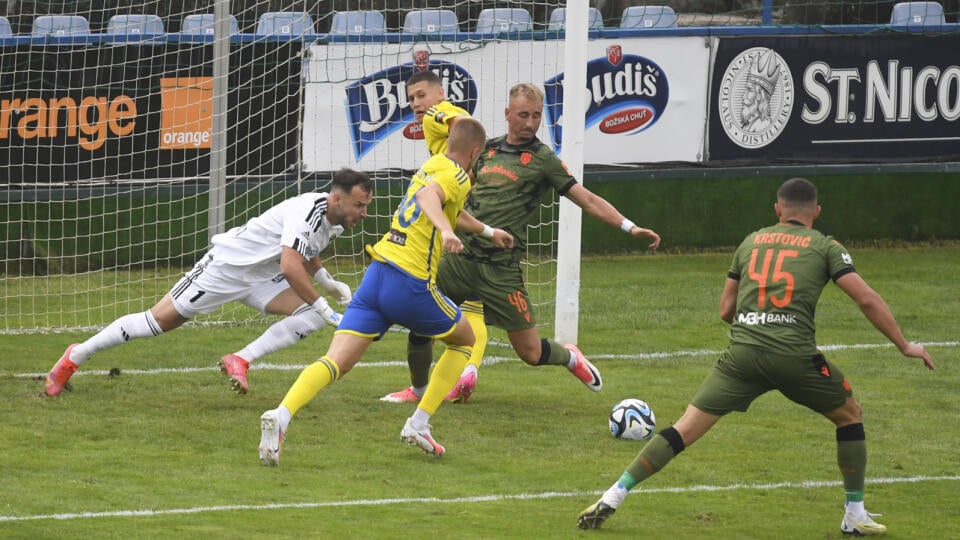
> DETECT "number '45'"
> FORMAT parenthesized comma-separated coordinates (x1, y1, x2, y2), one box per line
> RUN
(747, 248, 797, 308)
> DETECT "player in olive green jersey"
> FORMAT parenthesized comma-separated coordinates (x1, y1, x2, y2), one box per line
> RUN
(381, 83, 661, 405)
(577, 178, 935, 535)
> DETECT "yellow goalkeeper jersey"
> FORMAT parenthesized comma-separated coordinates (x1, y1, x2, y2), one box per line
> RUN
(423, 100, 470, 157)
(371, 153, 472, 282)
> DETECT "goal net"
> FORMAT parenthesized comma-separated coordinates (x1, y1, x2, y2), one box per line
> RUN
(0, 1, 565, 338)
(3, 0, 922, 336)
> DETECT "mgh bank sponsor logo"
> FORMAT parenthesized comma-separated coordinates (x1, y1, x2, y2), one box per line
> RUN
(718, 47, 794, 149)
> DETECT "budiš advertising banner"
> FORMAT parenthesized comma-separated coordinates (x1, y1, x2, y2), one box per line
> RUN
(302, 38, 708, 171)
(709, 35, 960, 163)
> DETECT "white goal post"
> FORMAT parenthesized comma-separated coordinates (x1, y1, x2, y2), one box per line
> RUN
(554, 0, 589, 344)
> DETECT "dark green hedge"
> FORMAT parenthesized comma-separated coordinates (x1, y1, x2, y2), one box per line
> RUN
(582, 173, 960, 253)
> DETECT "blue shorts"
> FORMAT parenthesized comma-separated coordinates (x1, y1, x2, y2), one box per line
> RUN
(336, 260, 461, 340)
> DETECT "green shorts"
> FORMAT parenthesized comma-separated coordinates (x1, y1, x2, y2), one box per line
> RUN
(436, 253, 536, 332)
(690, 343, 853, 416)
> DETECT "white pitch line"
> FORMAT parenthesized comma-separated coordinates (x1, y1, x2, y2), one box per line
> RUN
(11, 341, 958, 380)
(1, 475, 956, 523)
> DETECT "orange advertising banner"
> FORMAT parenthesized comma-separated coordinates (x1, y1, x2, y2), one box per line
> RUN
(159, 76, 212, 150)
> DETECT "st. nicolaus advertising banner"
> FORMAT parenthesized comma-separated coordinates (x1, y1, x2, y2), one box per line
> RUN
(708, 35, 960, 163)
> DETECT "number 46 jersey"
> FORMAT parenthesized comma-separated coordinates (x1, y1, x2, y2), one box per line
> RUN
(727, 220, 856, 356)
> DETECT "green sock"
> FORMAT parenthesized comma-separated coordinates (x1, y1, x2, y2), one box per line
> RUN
(617, 471, 638, 491)
(838, 439, 866, 503)
(407, 337, 433, 390)
(624, 433, 678, 485)
(541, 339, 570, 366)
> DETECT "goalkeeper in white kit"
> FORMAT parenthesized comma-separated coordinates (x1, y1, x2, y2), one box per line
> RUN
(44, 168, 374, 396)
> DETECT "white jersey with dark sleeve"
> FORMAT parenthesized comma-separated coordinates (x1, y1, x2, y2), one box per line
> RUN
(208, 192, 344, 281)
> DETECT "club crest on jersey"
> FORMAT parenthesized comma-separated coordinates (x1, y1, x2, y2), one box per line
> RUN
(344, 60, 478, 159)
(543, 48, 669, 151)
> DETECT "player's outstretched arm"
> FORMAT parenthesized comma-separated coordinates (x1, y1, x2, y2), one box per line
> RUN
(303, 257, 349, 304)
(564, 184, 661, 250)
(314, 264, 352, 306)
(281, 247, 341, 326)
(416, 182, 463, 254)
(281, 247, 322, 306)
(456, 211, 514, 248)
(835, 272, 935, 370)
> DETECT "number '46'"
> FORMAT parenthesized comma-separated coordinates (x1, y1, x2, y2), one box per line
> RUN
(747, 248, 798, 308)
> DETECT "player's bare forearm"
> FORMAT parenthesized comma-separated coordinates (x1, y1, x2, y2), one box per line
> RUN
(456, 211, 514, 248)
(302, 255, 323, 276)
(280, 246, 321, 305)
(416, 184, 453, 235)
(567, 184, 661, 249)
(837, 272, 934, 369)
(456, 210, 483, 232)
(416, 184, 462, 253)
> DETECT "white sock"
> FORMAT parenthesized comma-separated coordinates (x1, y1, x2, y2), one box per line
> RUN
(276, 405, 292, 432)
(237, 306, 325, 363)
(463, 364, 479, 377)
(845, 501, 865, 515)
(565, 350, 577, 370)
(601, 483, 628, 509)
(411, 385, 426, 397)
(411, 408, 431, 430)
(72, 310, 163, 365)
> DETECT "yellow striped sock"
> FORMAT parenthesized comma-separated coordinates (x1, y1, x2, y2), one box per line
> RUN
(419, 344, 471, 415)
(280, 356, 340, 417)
(462, 303, 487, 370)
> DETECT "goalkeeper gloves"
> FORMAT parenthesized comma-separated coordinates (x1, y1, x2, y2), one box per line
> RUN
(311, 297, 342, 327)
(314, 267, 352, 305)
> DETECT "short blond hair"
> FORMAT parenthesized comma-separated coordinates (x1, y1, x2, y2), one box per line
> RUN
(448, 117, 487, 153)
(509, 83, 544, 104)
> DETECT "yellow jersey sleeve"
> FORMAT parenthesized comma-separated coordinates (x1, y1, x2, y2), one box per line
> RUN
(372, 154, 472, 282)
(423, 100, 470, 157)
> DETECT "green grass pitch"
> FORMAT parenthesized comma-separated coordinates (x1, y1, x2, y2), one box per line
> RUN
(1, 248, 957, 538)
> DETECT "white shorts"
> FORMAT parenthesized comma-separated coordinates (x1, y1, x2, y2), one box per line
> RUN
(168, 254, 294, 319)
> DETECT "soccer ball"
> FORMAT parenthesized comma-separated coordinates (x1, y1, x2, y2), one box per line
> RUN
(609, 398, 656, 441)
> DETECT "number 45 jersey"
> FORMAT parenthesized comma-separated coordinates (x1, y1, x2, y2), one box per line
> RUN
(727, 220, 856, 356)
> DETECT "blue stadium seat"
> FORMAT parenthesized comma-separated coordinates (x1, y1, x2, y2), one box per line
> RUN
(548, 7, 603, 31)
(330, 10, 385, 35)
(620, 6, 678, 28)
(402, 9, 458, 33)
(181, 14, 240, 35)
(31, 15, 90, 36)
(475, 8, 533, 33)
(256, 12, 316, 36)
(890, 1, 946, 27)
(106, 14, 165, 35)
(0, 16, 12, 36)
